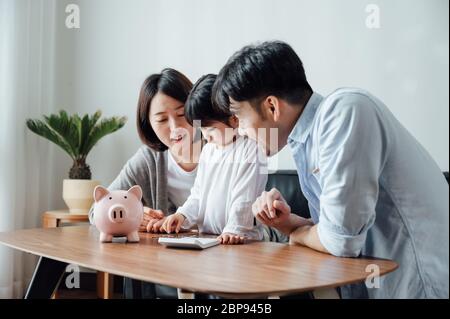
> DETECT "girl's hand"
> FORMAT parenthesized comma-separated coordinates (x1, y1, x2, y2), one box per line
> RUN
(217, 233, 246, 245)
(161, 213, 186, 234)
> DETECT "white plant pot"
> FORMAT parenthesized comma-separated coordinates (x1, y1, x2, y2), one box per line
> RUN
(63, 179, 101, 214)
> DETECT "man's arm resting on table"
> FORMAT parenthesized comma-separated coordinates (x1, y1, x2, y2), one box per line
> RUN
(273, 213, 311, 235)
(289, 223, 330, 254)
(272, 213, 330, 254)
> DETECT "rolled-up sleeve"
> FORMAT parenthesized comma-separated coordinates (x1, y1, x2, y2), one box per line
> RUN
(315, 94, 387, 257)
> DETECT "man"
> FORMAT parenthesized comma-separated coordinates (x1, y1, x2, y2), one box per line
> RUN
(212, 41, 449, 298)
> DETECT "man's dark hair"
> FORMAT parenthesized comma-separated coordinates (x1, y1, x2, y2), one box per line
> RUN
(185, 74, 232, 127)
(137, 68, 192, 151)
(212, 41, 312, 113)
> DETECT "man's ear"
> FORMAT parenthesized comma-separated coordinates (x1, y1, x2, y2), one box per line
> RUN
(262, 96, 281, 122)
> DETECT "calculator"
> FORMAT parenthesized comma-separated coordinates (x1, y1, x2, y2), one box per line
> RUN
(158, 237, 220, 249)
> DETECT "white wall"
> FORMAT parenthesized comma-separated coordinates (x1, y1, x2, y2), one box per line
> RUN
(47, 0, 448, 209)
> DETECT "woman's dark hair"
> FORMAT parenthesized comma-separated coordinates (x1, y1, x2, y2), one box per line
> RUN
(185, 74, 232, 127)
(212, 41, 312, 113)
(137, 68, 193, 151)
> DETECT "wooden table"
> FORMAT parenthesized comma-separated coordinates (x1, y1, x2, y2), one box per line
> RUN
(0, 225, 398, 299)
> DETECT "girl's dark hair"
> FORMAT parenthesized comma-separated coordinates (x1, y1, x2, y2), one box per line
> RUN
(137, 68, 193, 151)
(212, 41, 312, 113)
(185, 74, 232, 127)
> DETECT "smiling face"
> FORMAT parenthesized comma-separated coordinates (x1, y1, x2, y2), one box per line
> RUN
(149, 92, 196, 158)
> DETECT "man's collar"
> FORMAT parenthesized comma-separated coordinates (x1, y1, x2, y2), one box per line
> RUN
(288, 92, 323, 144)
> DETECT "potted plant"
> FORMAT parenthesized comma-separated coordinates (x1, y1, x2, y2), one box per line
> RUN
(26, 110, 127, 214)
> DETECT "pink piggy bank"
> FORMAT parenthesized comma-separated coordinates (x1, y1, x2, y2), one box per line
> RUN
(92, 185, 144, 243)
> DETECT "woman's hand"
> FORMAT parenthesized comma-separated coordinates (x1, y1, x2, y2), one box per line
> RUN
(161, 213, 186, 234)
(144, 207, 165, 219)
(217, 233, 246, 245)
(146, 217, 166, 233)
(139, 207, 165, 232)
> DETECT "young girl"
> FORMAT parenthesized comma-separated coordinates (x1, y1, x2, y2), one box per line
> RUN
(160, 74, 268, 244)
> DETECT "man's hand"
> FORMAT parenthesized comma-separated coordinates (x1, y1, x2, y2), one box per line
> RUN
(252, 188, 292, 231)
(139, 207, 165, 232)
(217, 233, 246, 245)
(161, 213, 186, 234)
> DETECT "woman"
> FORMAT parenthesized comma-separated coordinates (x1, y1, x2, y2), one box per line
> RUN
(106, 68, 202, 228)
(93, 68, 203, 298)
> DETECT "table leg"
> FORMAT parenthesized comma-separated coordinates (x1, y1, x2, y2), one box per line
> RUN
(312, 288, 340, 299)
(42, 216, 58, 228)
(97, 271, 114, 299)
(24, 257, 68, 299)
(177, 288, 195, 299)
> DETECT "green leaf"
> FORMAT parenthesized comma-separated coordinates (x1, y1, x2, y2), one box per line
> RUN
(79, 110, 102, 156)
(26, 110, 127, 162)
(82, 116, 127, 156)
(43, 110, 79, 156)
(26, 118, 76, 159)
